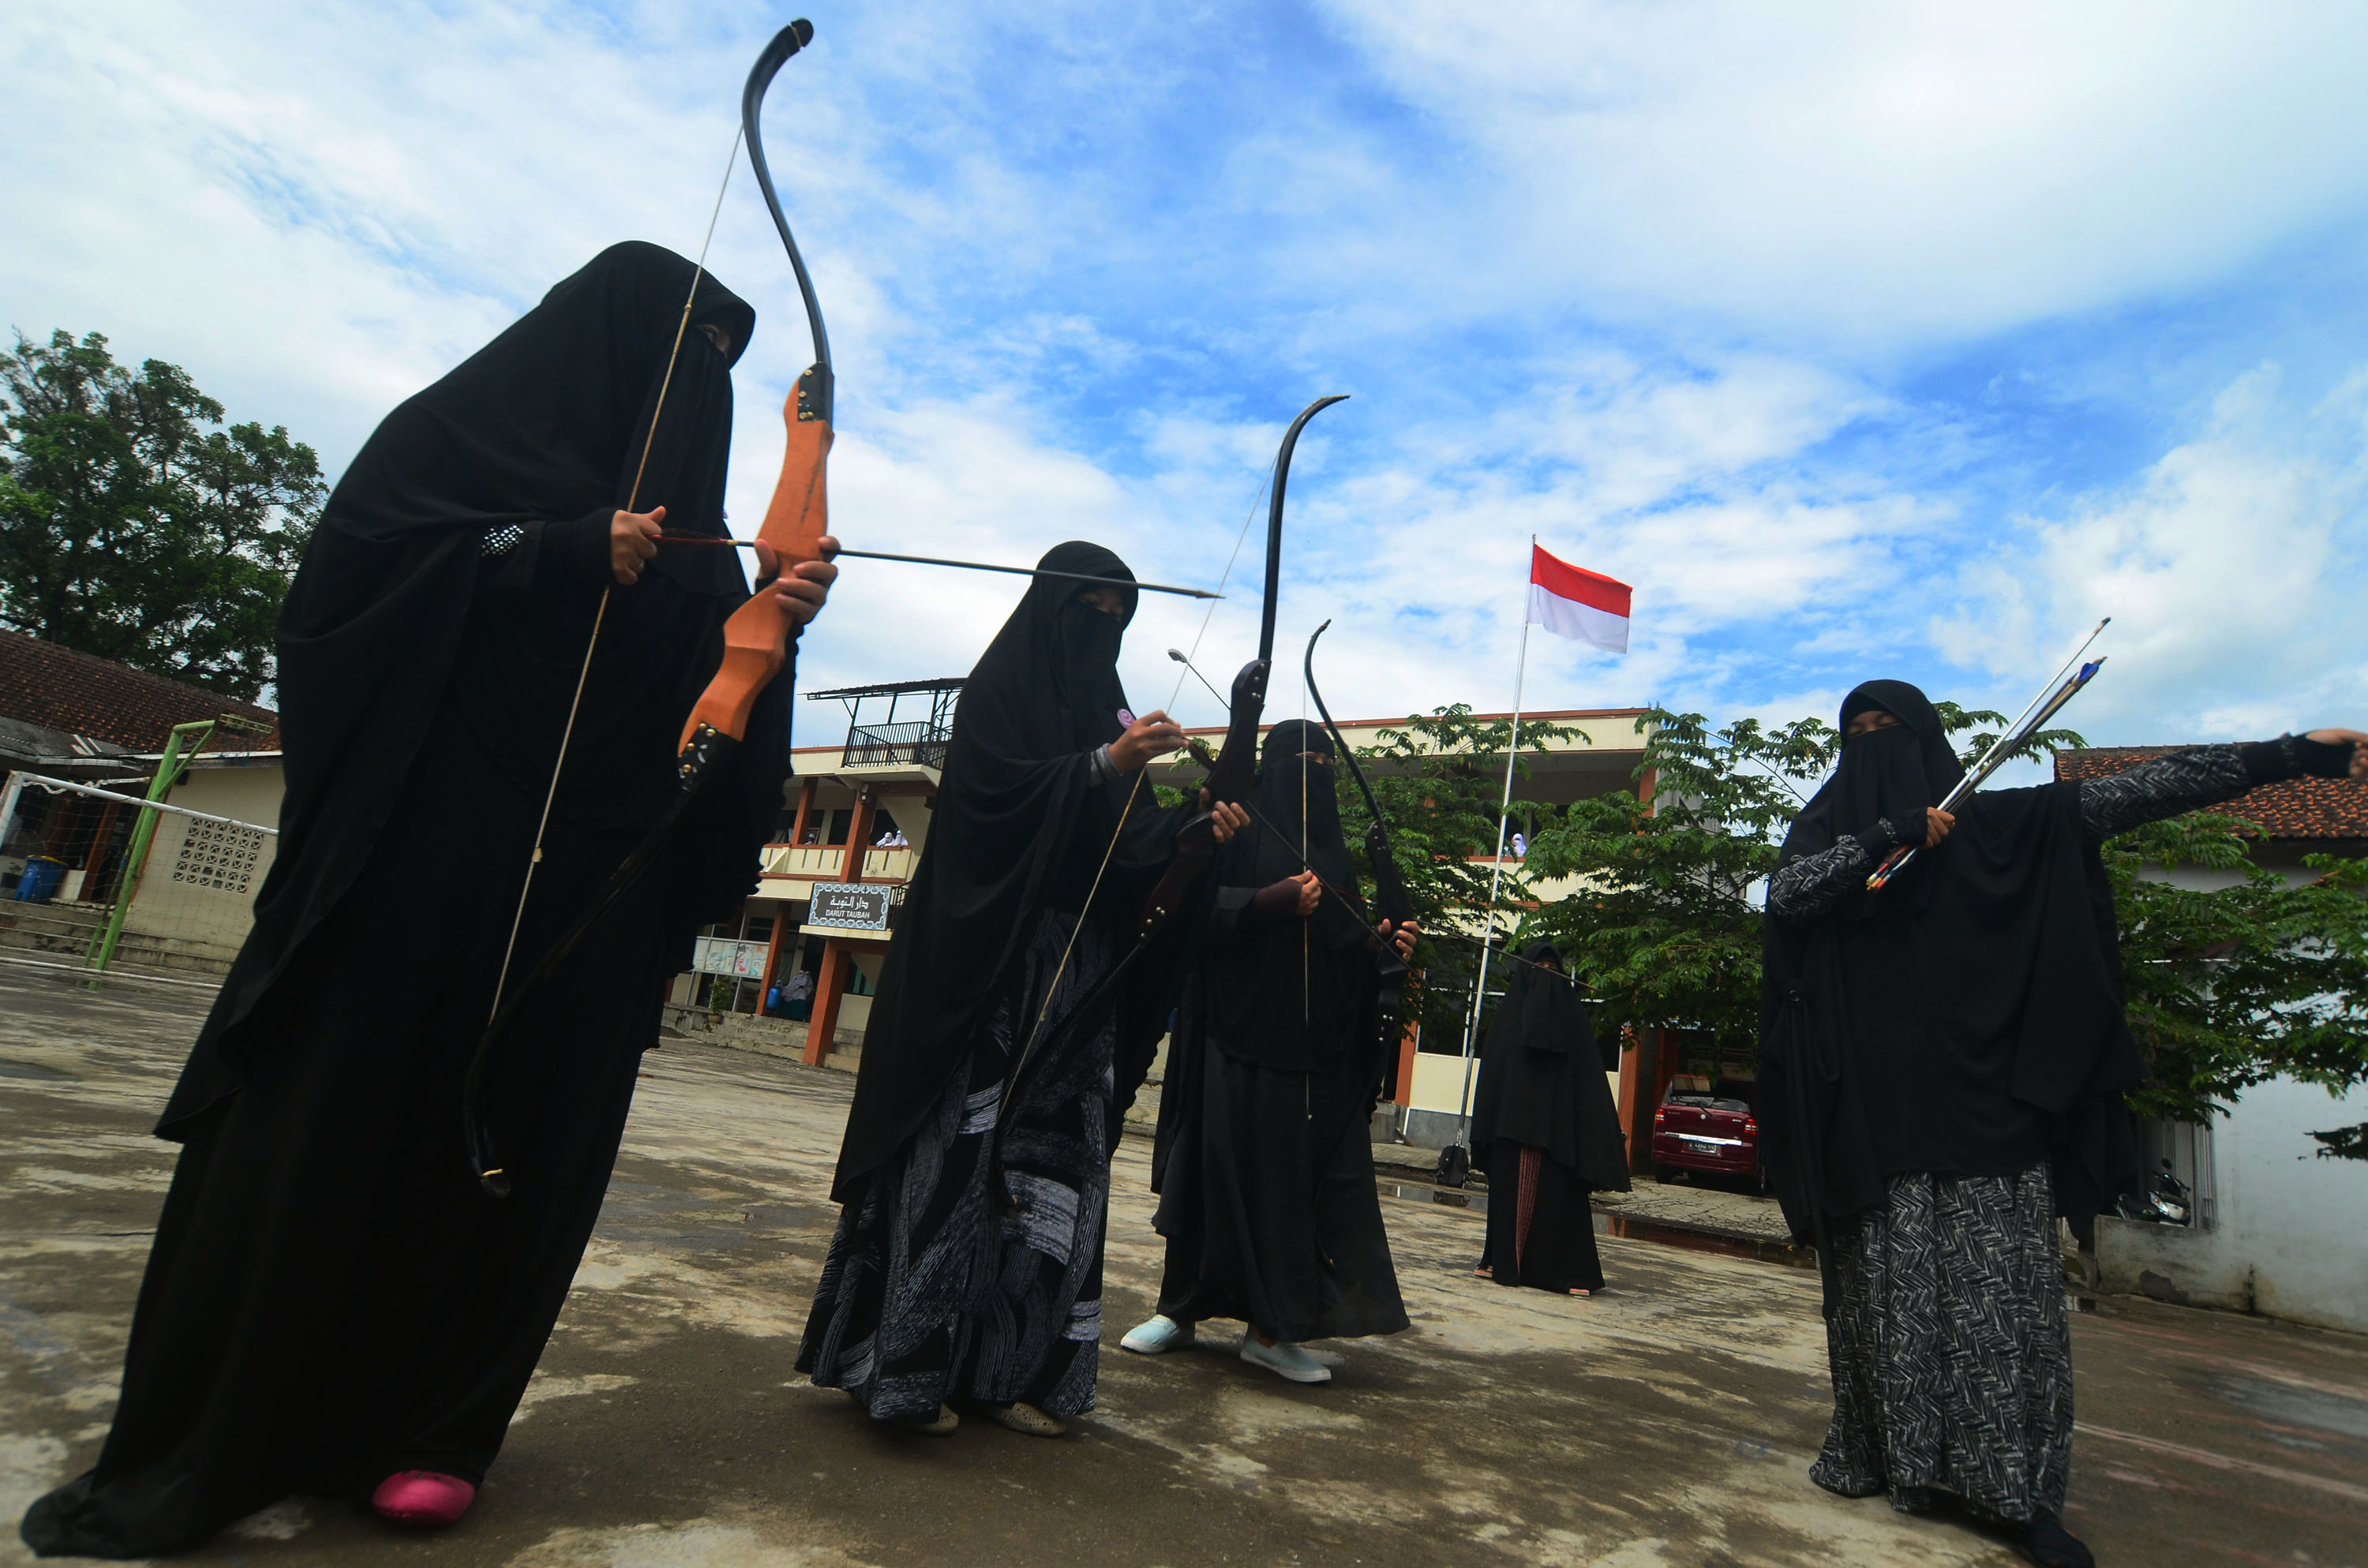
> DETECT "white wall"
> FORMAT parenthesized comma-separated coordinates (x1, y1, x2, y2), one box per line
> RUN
(2100, 1078, 2368, 1335)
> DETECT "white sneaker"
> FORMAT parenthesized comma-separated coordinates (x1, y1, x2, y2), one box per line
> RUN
(1239, 1332, 1331, 1384)
(1120, 1314, 1194, 1354)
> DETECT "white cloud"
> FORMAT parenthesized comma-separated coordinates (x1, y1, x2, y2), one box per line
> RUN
(7, 0, 2366, 758)
(1318, 0, 2368, 346)
(1935, 363, 2368, 743)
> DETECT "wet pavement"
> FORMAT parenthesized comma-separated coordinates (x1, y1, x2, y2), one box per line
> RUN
(2, 960, 2363, 1567)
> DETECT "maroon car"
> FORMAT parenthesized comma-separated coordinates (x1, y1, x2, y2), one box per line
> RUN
(1650, 1083, 1763, 1188)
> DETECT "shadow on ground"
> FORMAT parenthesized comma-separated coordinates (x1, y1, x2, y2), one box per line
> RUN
(2, 964, 2362, 1566)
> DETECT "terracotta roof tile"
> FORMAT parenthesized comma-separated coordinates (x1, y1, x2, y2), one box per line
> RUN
(2054, 745, 2368, 840)
(0, 630, 279, 754)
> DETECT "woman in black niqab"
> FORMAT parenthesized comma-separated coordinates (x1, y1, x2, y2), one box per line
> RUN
(1470, 941, 1629, 1295)
(1758, 675, 2366, 1568)
(800, 543, 1238, 1438)
(23, 243, 810, 1559)
(1128, 719, 1412, 1381)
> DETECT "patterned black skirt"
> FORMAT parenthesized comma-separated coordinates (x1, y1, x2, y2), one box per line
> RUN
(1812, 1161, 2073, 1524)
(798, 909, 1117, 1420)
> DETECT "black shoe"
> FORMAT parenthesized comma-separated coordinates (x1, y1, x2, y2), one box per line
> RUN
(2021, 1513, 2094, 1568)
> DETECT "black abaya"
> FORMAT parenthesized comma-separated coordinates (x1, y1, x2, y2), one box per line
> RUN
(23, 245, 787, 1558)
(800, 545, 1206, 1420)
(1149, 721, 1408, 1343)
(1470, 942, 1629, 1295)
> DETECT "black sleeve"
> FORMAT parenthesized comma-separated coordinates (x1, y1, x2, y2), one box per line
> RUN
(2079, 736, 2355, 840)
(1765, 818, 1911, 922)
(474, 507, 615, 591)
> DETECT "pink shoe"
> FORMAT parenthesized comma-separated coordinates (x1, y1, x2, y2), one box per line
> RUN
(370, 1469, 476, 1528)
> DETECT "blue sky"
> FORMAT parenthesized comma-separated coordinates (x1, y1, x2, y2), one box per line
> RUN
(8, 0, 2368, 754)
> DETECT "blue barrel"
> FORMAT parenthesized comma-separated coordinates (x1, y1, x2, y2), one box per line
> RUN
(13, 855, 66, 902)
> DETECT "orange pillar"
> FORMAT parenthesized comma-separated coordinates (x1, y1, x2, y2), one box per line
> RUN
(805, 937, 847, 1066)
(758, 902, 789, 1014)
(1392, 1014, 1420, 1106)
(841, 790, 875, 881)
(789, 777, 816, 845)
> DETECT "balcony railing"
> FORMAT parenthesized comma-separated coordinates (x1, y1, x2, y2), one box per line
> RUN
(843, 720, 950, 771)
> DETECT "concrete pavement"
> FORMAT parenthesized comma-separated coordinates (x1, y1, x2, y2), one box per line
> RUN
(2, 960, 2363, 1567)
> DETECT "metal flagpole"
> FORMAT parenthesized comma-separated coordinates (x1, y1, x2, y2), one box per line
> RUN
(1455, 537, 1537, 1147)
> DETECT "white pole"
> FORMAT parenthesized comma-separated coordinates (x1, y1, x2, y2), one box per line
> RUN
(0, 773, 25, 864)
(1456, 561, 1535, 1146)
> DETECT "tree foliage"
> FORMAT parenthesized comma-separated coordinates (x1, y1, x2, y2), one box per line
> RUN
(0, 329, 323, 699)
(2106, 813, 2368, 1155)
(1517, 702, 2076, 1048)
(1342, 705, 1583, 1046)
(1496, 701, 2367, 1154)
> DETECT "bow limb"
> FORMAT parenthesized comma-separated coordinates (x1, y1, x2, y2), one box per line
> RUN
(465, 21, 828, 1196)
(677, 17, 833, 768)
(1304, 619, 1414, 1092)
(1303, 619, 1414, 930)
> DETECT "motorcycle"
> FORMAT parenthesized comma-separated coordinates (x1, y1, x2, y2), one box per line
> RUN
(2115, 1157, 2193, 1226)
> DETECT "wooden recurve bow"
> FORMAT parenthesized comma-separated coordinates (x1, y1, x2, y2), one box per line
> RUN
(465, 21, 831, 1195)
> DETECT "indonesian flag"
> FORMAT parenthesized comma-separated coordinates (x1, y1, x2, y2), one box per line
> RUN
(1527, 544, 1631, 653)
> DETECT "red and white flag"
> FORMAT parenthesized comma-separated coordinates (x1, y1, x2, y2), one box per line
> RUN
(1527, 544, 1631, 653)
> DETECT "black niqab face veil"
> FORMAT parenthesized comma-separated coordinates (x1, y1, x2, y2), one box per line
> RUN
(957, 541, 1139, 764)
(1782, 679, 1966, 914)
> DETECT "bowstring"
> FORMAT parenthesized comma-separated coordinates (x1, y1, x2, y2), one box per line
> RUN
(483, 126, 746, 1034)
(1003, 455, 1279, 1101)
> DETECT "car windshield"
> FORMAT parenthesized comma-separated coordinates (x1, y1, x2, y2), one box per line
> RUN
(1667, 1094, 1751, 1113)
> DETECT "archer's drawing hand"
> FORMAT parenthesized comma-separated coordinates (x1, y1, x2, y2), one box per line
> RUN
(1377, 917, 1419, 960)
(752, 533, 840, 638)
(1111, 709, 1186, 771)
(1923, 806, 1956, 848)
(1287, 869, 1321, 916)
(610, 505, 665, 585)
(1204, 797, 1249, 844)
(2304, 728, 2368, 778)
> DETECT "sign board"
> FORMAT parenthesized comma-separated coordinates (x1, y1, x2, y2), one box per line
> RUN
(691, 937, 770, 978)
(807, 881, 894, 932)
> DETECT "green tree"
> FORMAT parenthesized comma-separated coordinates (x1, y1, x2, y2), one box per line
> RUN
(1519, 702, 2074, 1050)
(1348, 705, 1583, 1046)
(2108, 813, 2368, 1158)
(0, 329, 323, 700)
(1516, 702, 2368, 1158)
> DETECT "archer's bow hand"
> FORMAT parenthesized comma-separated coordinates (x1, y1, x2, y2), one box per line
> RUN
(751, 533, 839, 638)
(1201, 795, 1249, 845)
(2302, 728, 2368, 779)
(1377, 917, 1418, 961)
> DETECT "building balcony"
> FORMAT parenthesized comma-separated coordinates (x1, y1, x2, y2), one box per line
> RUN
(759, 840, 920, 886)
(762, 842, 849, 880)
(860, 844, 918, 880)
(843, 720, 949, 773)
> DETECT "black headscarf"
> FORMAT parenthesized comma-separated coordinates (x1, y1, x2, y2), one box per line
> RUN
(1783, 679, 1965, 916)
(831, 544, 1189, 1200)
(1758, 679, 2143, 1275)
(1470, 942, 1631, 1190)
(159, 244, 777, 1120)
